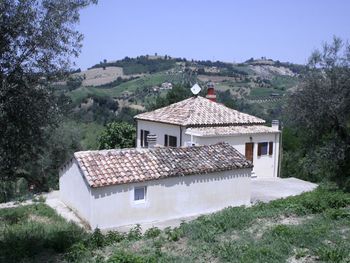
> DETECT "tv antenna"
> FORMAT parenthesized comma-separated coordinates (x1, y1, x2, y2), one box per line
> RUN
(191, 83, 201, 96)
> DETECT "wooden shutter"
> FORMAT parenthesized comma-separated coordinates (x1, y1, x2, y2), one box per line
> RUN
(144, 130, 149, 147)
(257, 143, 262, 156)
(164, 135, 168, 146)
(269, 142, 273, 155)
(245, 143, 254, 162)
(140, 129, 144, 147)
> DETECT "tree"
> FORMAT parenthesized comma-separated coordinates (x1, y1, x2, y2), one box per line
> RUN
(98, 122, 136, 150)
(0, 0, 96, 187)
(286, 37, 350, 190)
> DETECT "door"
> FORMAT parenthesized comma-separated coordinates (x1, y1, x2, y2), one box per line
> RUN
(245, 143, 254, 163)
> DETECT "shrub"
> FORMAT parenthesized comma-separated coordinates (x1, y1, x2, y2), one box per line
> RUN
(105, 230, 125, 244)
(0, 208, 27, 225)
(65, 242, 90, 262)
(144, 227, 161, 239)
(89, 228, 105, 248)
(107, 250, 153, 263)
(127, 224, 142, 241)
(164, 227, 183, 242)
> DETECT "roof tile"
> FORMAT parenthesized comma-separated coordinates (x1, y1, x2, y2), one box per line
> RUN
(74, 143, 252, 188)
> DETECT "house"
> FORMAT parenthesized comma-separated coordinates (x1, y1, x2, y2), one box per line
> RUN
(134, 88, 281, 178)
(59, 143, 252, 229)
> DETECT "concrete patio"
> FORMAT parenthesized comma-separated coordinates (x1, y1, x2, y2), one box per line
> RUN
(251, 177, 318, 204)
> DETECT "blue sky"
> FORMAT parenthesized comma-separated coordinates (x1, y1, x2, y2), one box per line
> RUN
(75, 0, 350, 69)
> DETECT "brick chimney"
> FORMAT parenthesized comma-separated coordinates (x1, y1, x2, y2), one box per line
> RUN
(206, 82, 216, 102)
(146, 134, 157, 148)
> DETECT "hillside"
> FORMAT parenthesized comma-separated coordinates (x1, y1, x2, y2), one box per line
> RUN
(1, 187, 349, 262)
(54, 55, 305, 150)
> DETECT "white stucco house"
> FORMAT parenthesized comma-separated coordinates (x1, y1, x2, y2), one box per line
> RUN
(60, 143, 252, 229)
(134, 92, 281, 178)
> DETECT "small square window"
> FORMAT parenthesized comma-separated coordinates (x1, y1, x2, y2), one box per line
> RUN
(134, 187, 146, 202)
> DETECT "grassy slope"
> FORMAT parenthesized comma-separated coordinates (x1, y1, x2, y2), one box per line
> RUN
(68, 72, 185, 104)
(1, 187, 349, 262)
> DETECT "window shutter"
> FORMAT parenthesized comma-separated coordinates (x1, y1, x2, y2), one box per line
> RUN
(257, 143, 262, 156)
(269, 142, 273, 155)
(164, 135, 168, 146)
(140, 129, 144, 147)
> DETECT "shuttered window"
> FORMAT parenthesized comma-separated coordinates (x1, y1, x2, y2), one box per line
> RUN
(269, 142, 273, 155)
(169, 136, 177, 147)
(140, 130, 150, 148)
(257, 142, 268, 156)
(164, 134, 177, 147)
(164, 135, 168, 146)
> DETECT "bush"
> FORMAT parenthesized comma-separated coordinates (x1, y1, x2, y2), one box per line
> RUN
(105, 230, 125, 244)
(65, 242, 91, 262)
(127, 224, 142, 241)
(89, 228, 105, 248)
(144, 227, 161, 239)
(107, 250, 155, 263)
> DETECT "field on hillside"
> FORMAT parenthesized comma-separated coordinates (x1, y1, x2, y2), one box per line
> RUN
(68, 72, 188, 104)
(1, 187, 349, 262)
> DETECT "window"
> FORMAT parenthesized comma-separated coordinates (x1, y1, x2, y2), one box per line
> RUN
(164, 135, 177, 147)
(257, 142, 268, 156)
(134, 186, 146, 202)
(140, 129, 150, 148)
(257, 142, 273, 156)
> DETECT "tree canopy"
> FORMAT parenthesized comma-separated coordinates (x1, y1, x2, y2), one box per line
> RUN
(284, 37, 350, 190)
(98, 122, 136, 150)
(0, 0, 96, 187)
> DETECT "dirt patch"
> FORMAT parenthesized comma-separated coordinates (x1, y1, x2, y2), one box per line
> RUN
(287, 248, 318, 263)
(28, 214, 52, 224)
(247, 215, 312, 239)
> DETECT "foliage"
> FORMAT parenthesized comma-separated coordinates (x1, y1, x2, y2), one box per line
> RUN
(1, 188, 350, 262)
(90, 56, 176, 75)
(0, 204, 87, 262)
(285, 37, 350, 190)
(144, 227, 161, 239)
(147, 84, 192, 110)
(0, 0, 96, 193)
(98, 122, 136, 150)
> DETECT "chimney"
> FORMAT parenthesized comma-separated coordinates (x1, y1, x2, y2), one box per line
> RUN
(271, 120, 279, 131)
(206, 82, 216, 102)
(146, 134, 157, 148)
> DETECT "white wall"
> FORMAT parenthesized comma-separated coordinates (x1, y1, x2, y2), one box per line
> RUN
(137, 120, 184, 147)
(89, 169, 251, 229)
(192, 133, 280, 178)
(59, 160, 92, 224)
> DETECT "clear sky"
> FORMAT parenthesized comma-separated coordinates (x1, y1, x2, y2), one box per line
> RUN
(75, 0, 350, 69)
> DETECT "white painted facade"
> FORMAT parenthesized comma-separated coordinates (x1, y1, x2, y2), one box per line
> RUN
(59, 160, 91, 224)
(59, 167, 251, 229)
(136, 120, 280, 178)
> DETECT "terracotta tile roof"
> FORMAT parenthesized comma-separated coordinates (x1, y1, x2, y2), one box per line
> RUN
(134, 96, 265, 126)
(186, 125, 279, 137)
(73, 143, 252, 188)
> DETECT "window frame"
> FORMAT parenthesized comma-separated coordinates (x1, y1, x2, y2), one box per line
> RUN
(257, 142, 269, 156)
(140, 129, 150, 148)
(164, 134, 177, 147)
(134, 186, 147, 204)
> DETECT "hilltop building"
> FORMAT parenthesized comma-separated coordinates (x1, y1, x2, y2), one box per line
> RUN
(134, 88, 281, 178)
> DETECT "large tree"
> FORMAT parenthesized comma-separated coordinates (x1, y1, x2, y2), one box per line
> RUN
(285, 37, 350, 190)
(0, 0, 96, 186)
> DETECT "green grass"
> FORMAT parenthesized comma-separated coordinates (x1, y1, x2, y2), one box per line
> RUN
(249, 87, 285, 98)
(1, 187, 350, 262)
(270, 75, 298, 90)
(68, 72, 187, 104)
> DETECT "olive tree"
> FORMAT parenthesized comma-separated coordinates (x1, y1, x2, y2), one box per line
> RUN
(0, 0, 96, 189)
